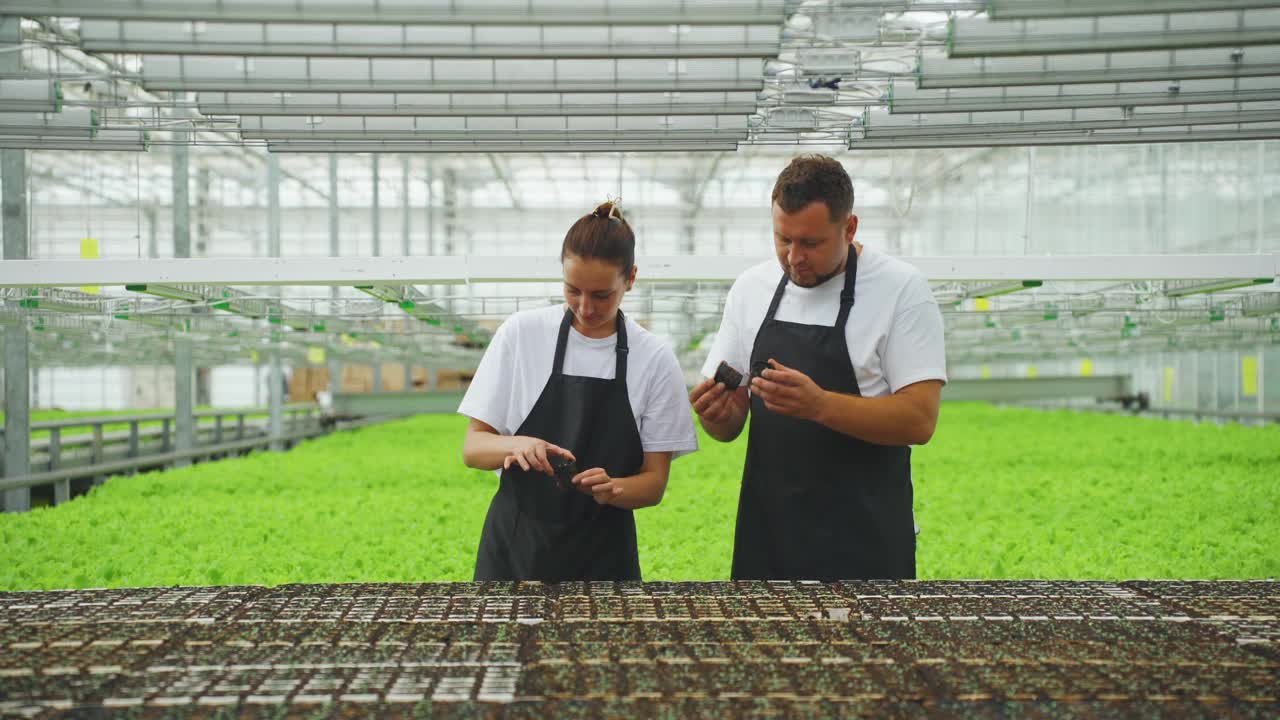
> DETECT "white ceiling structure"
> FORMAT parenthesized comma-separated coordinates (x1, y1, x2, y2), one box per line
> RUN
(0, 0, 1276, 373)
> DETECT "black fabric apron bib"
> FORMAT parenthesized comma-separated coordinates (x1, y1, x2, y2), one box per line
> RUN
(731, 249, 916, 581)
(474, 309, 645, 582)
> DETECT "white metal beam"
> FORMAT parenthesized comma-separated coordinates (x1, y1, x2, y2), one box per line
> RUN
(988, 0, 1280, 20)
(862, 104, 1280, 139)
(80, 20, 782, 59)
(6, 0, 788, 25)
(140, 55, 766, 94)
(887, 76, 1280, 114)
(918, 45, 1280, 88)
(266, 140, 742, 153)
(239, 113, 751, 141)
(0, 254, 1275, 287)
(848, 122, 1280, 147)
(196, 90, 761, 117)
(949, 10, 1280, 57)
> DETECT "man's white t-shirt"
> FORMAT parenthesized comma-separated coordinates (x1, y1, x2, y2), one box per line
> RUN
(459, 304, 698, 460)
(700, 244, 948, 401)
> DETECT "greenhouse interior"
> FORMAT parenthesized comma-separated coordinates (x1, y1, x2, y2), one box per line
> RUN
(0, 0, 1278, 717)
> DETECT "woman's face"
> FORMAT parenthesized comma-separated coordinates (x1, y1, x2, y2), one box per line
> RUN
(562, 254, 636, 334)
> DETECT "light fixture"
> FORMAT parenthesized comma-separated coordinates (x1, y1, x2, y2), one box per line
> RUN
(888, 76, 1280, 114)
(5, 289, 102, 314)
(780, 85, 838, 105)
(238, 113, 750, 142)
(141, 55, 766, 93)
(861, 104, 1280, 139)
(82, 19, 781, 59)
(810, 9, 882, 43)
(16, 0, 787, 24)
(948, 10, 1280, 57)
(0, 129, 150, 151)
(1242, 292, 1280, 316)
(988, 0, 1277, 21)
(126, 283, 208, 303)
(239, 112, 747, 134)
(848, 122, 1280, 148)
(766, 107, 819, 129)
(1164, 278, 1275, 297)
(0, 109, 97, 138)
(0, 80, 61, 113)
(198, 90, 761, 117)
(794, 47, 863, 74)
(967, 281, 1043, 299)
(918, 45, 1280, 89)
(267, 140, 742, 153)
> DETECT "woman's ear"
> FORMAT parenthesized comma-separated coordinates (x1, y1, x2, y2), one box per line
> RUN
(625, 264, 638, 291)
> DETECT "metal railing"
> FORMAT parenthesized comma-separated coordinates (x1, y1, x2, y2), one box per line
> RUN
(0, 404, 323, 503)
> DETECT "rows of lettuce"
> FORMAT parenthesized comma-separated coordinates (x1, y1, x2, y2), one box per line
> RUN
(2, 403, 1276, 590)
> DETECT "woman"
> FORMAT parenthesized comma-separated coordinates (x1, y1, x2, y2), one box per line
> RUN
(459, 201, 698, 582)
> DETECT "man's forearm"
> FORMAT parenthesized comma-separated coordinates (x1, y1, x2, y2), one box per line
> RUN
(814, 391, 935, 446)
(699, 412, 747, 443)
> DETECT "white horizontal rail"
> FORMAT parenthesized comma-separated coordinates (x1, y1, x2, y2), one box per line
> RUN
(0, 255, 1276, 287)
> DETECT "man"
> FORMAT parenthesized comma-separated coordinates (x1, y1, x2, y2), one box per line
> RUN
(690, 155, 946, 581)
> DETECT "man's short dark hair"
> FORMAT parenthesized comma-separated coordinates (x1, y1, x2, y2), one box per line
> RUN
(771, 154, 854, 223)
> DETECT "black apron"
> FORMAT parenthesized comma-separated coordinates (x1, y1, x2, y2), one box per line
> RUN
(474, 309, 645, 582)
(731, 248, 916, 581)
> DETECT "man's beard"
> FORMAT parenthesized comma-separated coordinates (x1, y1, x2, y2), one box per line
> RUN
(789, 251, 848, 288)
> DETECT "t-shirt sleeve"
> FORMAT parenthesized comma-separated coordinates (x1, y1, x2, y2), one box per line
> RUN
(457, 317, 517, 435)
(640, 345, 700, 460)
(699, 276, 750, 380)
(883, 276, 948, 394)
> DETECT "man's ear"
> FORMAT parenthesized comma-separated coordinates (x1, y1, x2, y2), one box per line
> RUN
(845, 214, 859, 244)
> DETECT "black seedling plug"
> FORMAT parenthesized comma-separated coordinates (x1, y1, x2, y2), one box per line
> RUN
(749, 360, 770, 385)
(713, 361, 744, 390)
(549, 455, 578, 492)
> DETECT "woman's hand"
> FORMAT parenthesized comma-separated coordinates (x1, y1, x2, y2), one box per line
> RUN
(572, 468, 622, 505)
(502, 437, 574, 476)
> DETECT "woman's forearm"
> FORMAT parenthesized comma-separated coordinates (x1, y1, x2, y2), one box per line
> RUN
(462, 429, 523, 471)
(601, 468, 669, 510)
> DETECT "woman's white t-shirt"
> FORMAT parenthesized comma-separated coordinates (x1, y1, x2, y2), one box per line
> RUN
(459, 304, 699, 460)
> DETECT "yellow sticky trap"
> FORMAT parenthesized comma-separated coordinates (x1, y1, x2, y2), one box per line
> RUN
(307, 347, 326, 365)
(250, 350, 260, 364)
(1163, 367, 1174, 403)
(980, 365, 991, 379)
(974, 298, 990, 312)
(1242, 356, 1258, 397)
(79, 238, 99, 294)
(1080, 359, 1093, 377)
(1026, 366, 1038, 379)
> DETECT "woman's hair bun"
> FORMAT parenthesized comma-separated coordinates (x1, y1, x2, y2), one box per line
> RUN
(592, 200, 625, 223)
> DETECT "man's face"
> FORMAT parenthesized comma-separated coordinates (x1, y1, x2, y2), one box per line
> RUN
(771, 201, 856, 288)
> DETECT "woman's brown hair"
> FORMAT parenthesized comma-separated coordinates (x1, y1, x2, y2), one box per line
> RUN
(560, 201, 635, 276)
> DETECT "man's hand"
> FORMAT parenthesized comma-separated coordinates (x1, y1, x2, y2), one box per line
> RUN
(690, 378, 749, 426)
(502, 436, 574, 476)
(572, 468, 622, 505)
(750, 359, 828, 422)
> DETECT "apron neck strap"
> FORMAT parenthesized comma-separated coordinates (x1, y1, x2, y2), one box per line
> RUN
(552, 309, 574, 377)
(552, 308, 630, 382)
(763, 246, 859, 327)
(835, 246, 858, 329)
(614, 310, 629, 382)
(764, 273, 789, 323)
